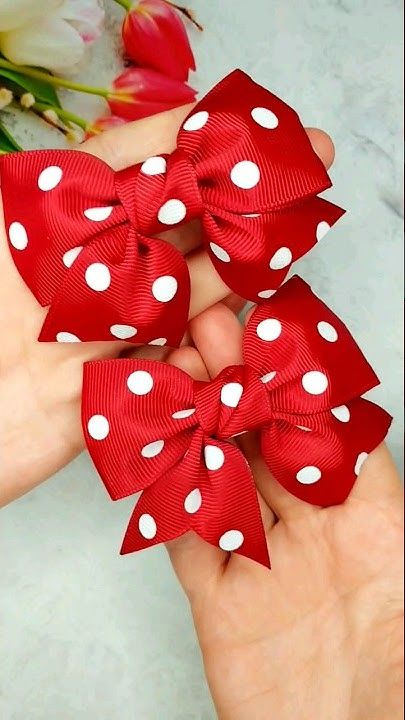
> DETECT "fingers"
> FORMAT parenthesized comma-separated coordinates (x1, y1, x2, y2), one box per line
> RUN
(81, 104, 195, 168)
(164, 345, 227, 599)
(347, 443, 402, 505)
(306, 127, 335, 170)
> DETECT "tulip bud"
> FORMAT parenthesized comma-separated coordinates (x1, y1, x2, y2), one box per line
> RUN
(85, 114, 127, 138)
(122, 0, 195, 82)
(0, 88, 13, 109)
(108, 67, 196, 121)
(20, 92, 36, 109)
(66, 127, 85, 144)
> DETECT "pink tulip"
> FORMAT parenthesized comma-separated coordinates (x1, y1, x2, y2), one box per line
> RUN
(85, 114, 127, 138)
(108, 67, 196, 121)
(122, 0, 195, 82)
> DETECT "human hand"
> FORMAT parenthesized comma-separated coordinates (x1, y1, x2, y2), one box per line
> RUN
(0, 106, 333, 505)
(166, 302, 403, 720)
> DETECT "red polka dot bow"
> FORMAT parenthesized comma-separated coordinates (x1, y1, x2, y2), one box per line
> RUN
(82, 277, 391, 567)
(0, 70, 344, 346)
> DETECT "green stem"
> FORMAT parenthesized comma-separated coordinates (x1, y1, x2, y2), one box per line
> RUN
(33, 102, 89, 130)
(0, 58, 110, 98)
(112, 0, 132, 10)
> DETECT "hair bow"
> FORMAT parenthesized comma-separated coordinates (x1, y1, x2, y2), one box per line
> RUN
(81, 277, 391, 567)
(1, 70, 344, 346)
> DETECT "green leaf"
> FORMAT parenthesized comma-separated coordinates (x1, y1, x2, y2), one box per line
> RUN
(0, 66, 61, 107)
(0, 119, 22, 153)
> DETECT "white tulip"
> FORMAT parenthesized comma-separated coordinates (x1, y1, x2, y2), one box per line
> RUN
(0, 0, 62, 32)
(0, 0, 104, 74)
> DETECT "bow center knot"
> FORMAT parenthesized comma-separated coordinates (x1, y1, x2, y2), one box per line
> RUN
(194, 365, 272, 440)
(114, 149, 203, 235)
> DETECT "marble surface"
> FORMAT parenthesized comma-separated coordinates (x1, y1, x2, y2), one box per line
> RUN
(1, 1, 403, 718)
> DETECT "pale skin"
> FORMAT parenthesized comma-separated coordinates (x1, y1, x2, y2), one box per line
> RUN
(0, 107, 403, 719)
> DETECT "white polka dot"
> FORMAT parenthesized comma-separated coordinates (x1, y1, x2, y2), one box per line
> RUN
(296, 465, 322, 484)
(220, 382, 243, 408)
(209, 242, 231, 263)
(316, 221, 331, 241)
(204, 445, 225, 471)
(302, 371, 328, 395)
(148, 337, 167, 346)
(261, 371, 277, 384)
(355, 452, 368, 476)
(110, 324, 137, 340)
(56, 331, 81, 343)
(251, 107, 279, 129)
(141, 439, 165, 458)
(38, 165, 63, 191)
(84, 206, 113, 221)
(269, 246, 292, 270)
(138, 513, 157, 539)
(8, 222, 28, 250)
(317, 321, 338, 343)
(63, 246, 83, 268)
(172, 408, 196, 419)
(140, 156, 167, 175)
(183, 110, 209, 131)
(230, 160, 260, 189)
(219, 530, 244, 551)
(258, 289, 276, 299)
(184, 488, 202, 514)
(157, 199, 187, 225)
(331, 405, 351, 423)
(87, 414, 109, 440)
(296, 425, 312, 432)
(152, 275, 178, 302)
(256, 318, 282, 341)
(85, 263, 111, 292)
(127, 370, 154, 395)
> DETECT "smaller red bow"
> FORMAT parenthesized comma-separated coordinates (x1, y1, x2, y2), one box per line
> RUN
(82, 277, 391, 567)
(1, 70, 344, 346)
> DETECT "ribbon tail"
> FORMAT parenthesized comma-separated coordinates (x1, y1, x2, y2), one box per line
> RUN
(121, 476, 190, 555)
(192, 440, 270, 568)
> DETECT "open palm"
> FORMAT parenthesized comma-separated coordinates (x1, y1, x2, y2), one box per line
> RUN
(167, 303, 403, 720)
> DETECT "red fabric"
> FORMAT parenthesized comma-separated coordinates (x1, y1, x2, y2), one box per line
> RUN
(81, 277, 391, 568)
(0, 70, 344, 345)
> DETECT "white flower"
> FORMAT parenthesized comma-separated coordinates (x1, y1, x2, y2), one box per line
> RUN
(0, 0, 104, 74)
(0, 0, 61, 32)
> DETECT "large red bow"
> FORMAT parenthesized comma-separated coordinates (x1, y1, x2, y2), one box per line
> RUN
(0, 70, 344, 346)
(82, 277, 391, 567)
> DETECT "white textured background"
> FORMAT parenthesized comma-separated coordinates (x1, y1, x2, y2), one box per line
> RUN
(1, 1, 403, 718)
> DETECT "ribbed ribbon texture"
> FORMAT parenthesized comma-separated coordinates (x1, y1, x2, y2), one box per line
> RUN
(0, 70, 344, 346)
(81, 277, 391, 568)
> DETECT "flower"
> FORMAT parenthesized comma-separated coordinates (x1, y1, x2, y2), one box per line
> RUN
(0, 87, 13, 109)
(0, 0, 104, 75)
(108, 67, 196, 121)
(85, 114, 127, 138)
(122, 0, 195, 82)
(0, 0, 61, 32)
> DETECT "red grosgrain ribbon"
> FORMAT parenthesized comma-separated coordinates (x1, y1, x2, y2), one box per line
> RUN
(81, 277, 391, 568)
(0, 70, 344, 346)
